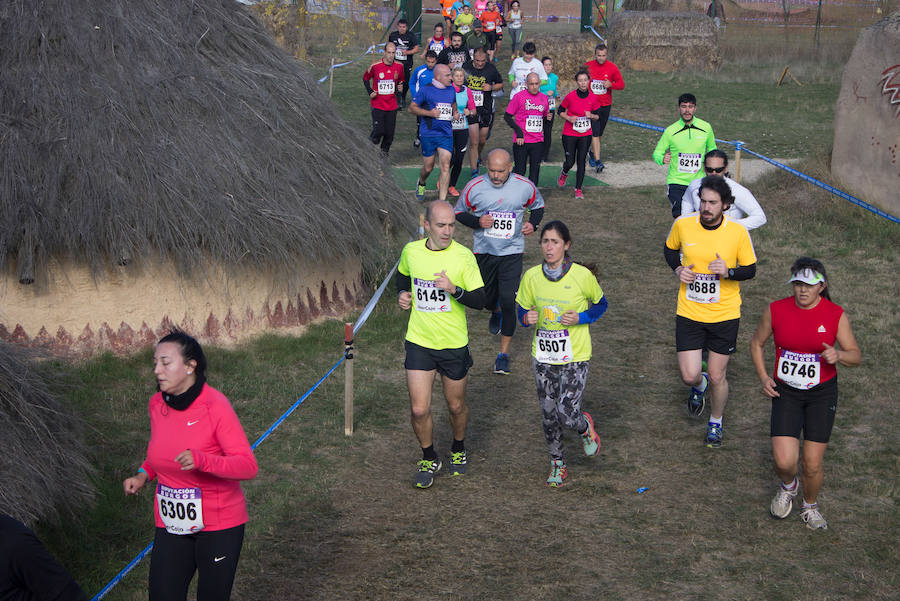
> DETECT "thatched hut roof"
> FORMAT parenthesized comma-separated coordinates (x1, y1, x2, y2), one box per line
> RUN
(0, 342, 93, 523)
(609, 11, 721, 72)
(0, 0, 416, 286)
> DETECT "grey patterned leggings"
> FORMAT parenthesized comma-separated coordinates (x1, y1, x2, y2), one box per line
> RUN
(532, 359, 590, 461)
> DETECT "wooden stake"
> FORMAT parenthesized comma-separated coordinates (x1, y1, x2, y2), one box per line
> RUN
(734, 141, 743, 183)
(329, 56, 335, 98)
(343, 322, 354, 436)
(776, 65, 790, 86)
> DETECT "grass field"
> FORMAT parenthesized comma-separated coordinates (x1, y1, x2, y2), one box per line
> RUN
(33, 8, 900, 601)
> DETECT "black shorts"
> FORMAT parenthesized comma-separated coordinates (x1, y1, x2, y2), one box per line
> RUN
(476, 109, 494, 129)
(485, 31, 497, 50)
(675, 315, 739, 355)
(404, 340, 473, 380)
(770, 377, 838, 443)
(591, 105, 611, 137)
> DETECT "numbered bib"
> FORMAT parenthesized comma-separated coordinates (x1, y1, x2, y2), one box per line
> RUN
(525, 115, 543, 133)
(472, 90, 484, 107)
(777, 351, 821, 389)
(548, 96, 556, 111)
(459, 25, 470, 34)
(395, 48, 406, 60)
(677, 152, 702, 174)
(436, 102, 453, 121)
(484, 210, 517, 239)
(685, 273, 720, 304)
(452, 114, 467, 130)
(590, 79, 606, 95)
(429, 41, 444, 53)
(573, 117, 590, 133)
(510, 19, 522, 29)
(485, 21, 496, 31)
(377, 79, 395, 94)
(535, 329, 572, 363)
(413, 278, 450, 312)
(157, 484, 204, 535)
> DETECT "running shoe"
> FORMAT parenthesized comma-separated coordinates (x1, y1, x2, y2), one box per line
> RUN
(546, 459, 567, 488)
(488, 310, 502, 335)
(414, 136, 420, 148)
(687, 373, 708, 417)
(415, 182, 426, 202)
(449, 450, 467, 476)
(595, 159, 605, 173)
(414, 458, 441, 489)
(770, 480, 798, 519)
(800, 504, 828, 530)
(588, 151, 598, 168)
(557, 170, 567, 188)
(705, 421, 723, 448)
(493, 353, 510, 375)
(470, 168, 479, 179)
(581, 411, 602, 457)
(448, 186, 460, 197)
(574, 189, 584, 200)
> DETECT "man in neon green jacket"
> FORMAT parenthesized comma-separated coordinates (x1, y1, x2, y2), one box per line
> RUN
(653, 93, 717, 218)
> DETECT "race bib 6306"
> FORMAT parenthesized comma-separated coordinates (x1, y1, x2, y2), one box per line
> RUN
(157, 483, 204, 535)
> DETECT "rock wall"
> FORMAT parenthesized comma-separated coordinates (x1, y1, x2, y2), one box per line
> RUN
(832, 10, 900, 217)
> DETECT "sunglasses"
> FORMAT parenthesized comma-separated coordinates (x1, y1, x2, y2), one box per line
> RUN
(704, 165, 726, 174)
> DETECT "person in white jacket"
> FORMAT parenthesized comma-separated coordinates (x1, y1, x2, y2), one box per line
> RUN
(682, 149, 767, 230)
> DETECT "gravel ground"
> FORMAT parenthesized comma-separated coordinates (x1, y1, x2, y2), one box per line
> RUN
(557, 157, 796, 188)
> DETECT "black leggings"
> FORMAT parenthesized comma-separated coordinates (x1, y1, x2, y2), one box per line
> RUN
(561, 135, 591, 189)
(541, 115, 555, 161)
(449, 128, 470, 188)
(512, 142, 543, 187)
(149, 524, 245, 601)
(476, 253, 523, 337)
(370, 108, 397, 153)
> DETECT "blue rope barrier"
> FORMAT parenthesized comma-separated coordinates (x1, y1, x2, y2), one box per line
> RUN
(608, 118, 900, 224)
(91, 542, 154, 601)
(317, 43, 385, 83)
(587, 26, 606, 42)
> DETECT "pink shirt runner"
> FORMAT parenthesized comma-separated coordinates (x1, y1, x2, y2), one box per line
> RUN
(505, 89, 549, 143)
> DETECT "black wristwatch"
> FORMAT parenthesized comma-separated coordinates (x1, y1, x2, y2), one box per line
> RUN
(453, 286, 463, 299)
(727, 268, 735, 279)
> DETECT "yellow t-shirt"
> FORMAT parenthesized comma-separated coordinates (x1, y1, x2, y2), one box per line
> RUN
(516, 263, 604, 364)
(665, 214, 757, 323)
(398, 239, 484, 350)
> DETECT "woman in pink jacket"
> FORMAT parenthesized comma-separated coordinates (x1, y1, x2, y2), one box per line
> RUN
(123, 329, 258, 601)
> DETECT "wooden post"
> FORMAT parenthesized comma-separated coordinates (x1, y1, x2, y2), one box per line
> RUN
(734, 141, 743, 183)
(328, 56, 335, 98)
(418, 212, 425, 238)
(776, 65, 790, 87)
(343, 322, 354, 436)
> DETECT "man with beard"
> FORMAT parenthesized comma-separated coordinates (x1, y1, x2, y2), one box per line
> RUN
(462, 48, 503, 178)
(437, 31, 469, 70)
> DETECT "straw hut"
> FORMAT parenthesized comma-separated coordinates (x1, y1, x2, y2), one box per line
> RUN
(0, 342, 93, 523)
(608, 11, 721, 72)
(0, 0, 417, 356)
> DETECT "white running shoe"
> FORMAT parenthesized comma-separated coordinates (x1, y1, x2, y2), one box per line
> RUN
(800, 504, 828, 530)
(770, 481, 798, 519)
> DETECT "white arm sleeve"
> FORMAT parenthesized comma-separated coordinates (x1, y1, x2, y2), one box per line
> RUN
(728, 178, 767, 230)
(681, 179, 701, 216)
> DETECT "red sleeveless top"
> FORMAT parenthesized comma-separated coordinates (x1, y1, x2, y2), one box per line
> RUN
(770, 296, 843, 388)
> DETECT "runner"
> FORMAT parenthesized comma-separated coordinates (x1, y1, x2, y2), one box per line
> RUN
(454, 3, 475, 35)
(410, 64, 460, 202)
(504, 72, 549, 186)
(0, 514, 88, 601)
(557, 69, 603, 199)
(463, 48, 504, 177)
(463, 19, 488, 60)
(539, 56, 559, 162)
(582, 43, 624, 172)
(410, 51, 438, 149)
(388, 19, 420, 109)
(362, 42, 404, 155)
(663, 176, 757, 447)
(397, 200, 486, 488)
(421, 23, 447, 59)
(653, 93, 717, 218)
(122, 329, 258, 601)
(455, 148, 544, 374)
(440, 0, 458, 33)
(506, 1, 524, 59)
(516, 220, 608, 487)
(474, 0, 488, 17)
(681, 149, 767, 230)
(448, 67, 479, 196)
(480, 1, 502, 62)
(749, 258, 861, 530)
(508, 41, 548, 101)
(437, 31, 469, 70)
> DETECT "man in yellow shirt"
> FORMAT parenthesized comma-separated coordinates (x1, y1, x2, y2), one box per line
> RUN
(664, 176, 757, 447)
(397, 201, 485, 488)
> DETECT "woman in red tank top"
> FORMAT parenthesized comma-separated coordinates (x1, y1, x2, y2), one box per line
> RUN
(750, 257, 860, 531)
